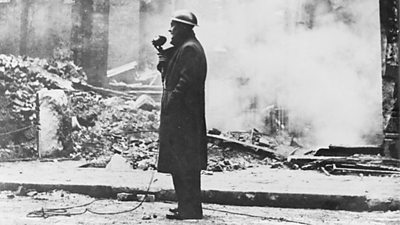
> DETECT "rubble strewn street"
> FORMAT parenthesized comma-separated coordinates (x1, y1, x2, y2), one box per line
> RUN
(2, 190, 400, 225)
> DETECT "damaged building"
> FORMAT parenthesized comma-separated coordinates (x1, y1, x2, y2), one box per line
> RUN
(0, 0, 399, 166)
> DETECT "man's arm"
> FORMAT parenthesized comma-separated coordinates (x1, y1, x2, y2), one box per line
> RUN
(170, 45, 199, 101)
(157, 47, 175, 79)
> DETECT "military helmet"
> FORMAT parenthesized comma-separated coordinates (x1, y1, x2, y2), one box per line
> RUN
(171, 10, 198, 26)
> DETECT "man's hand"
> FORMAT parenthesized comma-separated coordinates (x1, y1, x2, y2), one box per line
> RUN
(158, 52, 167, 63)
(157, 51, 168, 73)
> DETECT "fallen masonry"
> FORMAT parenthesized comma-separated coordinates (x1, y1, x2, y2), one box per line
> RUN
(288, 154, 400, 175)
(207, 133, 284, 160)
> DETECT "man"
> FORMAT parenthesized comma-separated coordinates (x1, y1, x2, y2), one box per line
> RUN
(155, 10, 207, 220)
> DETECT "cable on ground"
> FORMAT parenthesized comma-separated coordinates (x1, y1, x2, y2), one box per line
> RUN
(26, 167, 157, 218)
(24, 137, 310, 224)
(26, 169, 310, 225)
(202, 206, 312, 225)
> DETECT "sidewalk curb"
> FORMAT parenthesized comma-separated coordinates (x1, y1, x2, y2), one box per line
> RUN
(1, 182, 399, 212)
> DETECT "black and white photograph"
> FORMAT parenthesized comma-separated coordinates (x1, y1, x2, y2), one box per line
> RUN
(0, 0, 399, 224)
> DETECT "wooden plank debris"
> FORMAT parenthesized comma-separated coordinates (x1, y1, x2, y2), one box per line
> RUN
(107, 61, 137, 78)
(315, 145, 382, 156)
(109, 83, 163, 92)
(328, 166, 400, 175)
(108, 82, 162, 101)
(207, 134, 284, 160)
(71, 80, 133, 98)
(288, 155, 400, 175)
(288, 155, 400, 167)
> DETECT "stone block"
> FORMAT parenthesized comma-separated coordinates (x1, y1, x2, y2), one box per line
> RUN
(38, 89, 69, 157)
(105, 154, 132, 171)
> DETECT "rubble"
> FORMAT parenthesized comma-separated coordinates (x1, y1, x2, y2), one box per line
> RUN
(204, 128, 307, 172)
(69, 92, 159, 164)
(1, 56, 396, 176)
(0, 54, 86, 159)
(207, 141, 279, 172)
(315, 145, 382, 156)
(207, 129, 301, 162)
(117, 192, 137, 201)
(105, 154, 132, 171)
(137, 194, 155, 202)
(0, 55, 313, 172)
(208, 133, 280, 158)
(288, 154, 400, 176)
(15, 186, 28, 197)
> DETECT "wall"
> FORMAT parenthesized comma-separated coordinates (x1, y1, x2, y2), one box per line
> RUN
(0, 0, 74, 58)
(74, 0, 110, 87)
(23, 0, 74, 58)
(0, 0, 22, 55)
(0, 0, 114, 87)
(108, 0, 140, 70)
(0, 0, 172, 86)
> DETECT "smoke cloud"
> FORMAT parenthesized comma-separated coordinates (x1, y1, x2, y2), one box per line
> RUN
(152, 0, 383, 148)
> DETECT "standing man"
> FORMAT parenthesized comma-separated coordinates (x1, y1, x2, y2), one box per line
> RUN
(155, 10, 208, 220)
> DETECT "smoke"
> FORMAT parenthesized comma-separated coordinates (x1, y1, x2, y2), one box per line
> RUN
(10, 0, 381, 148)
(171, 0, 383, 148)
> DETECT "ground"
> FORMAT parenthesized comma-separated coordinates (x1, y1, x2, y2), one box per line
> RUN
(1, 191, 399, 225)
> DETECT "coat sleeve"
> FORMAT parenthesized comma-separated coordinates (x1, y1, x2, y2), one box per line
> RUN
(170, 45, 200, 102)
(157, 47, 175, 81)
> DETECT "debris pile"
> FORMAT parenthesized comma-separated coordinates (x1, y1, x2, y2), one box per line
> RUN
(0, 54, 162, 167)
(206, 144, 268, 172)
(75, 108, 299, 172)
(0, 54, 86, 159)
(206, 129, 300, 171)
(69, 93, 159, 163)
(289, 154, 400, 176)
(1, 54, 85, 124)
(1, 55, 397, 176)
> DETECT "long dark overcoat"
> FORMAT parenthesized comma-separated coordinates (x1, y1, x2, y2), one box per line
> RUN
(157, 33, 207, 173)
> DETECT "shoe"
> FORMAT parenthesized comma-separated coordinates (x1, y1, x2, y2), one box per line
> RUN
(169, 207, 178, 213)
(166, 212, 182, 220)
(166, 212, 203, 220)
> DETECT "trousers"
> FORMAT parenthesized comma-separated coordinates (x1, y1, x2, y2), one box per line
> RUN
(171, 170, 203, 219)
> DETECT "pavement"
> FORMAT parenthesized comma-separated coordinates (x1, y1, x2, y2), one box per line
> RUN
(0, 159, 399, 212)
